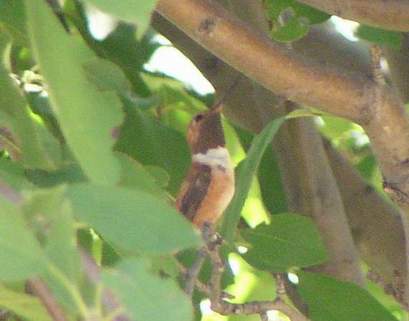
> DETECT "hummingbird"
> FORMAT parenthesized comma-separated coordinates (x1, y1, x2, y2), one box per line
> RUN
(176, 102, 235, 228)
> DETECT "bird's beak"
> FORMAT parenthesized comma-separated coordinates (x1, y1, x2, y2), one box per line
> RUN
(209, 101, 223, 114)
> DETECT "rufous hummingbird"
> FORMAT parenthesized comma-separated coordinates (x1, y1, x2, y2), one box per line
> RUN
(176, 102, 235, 228)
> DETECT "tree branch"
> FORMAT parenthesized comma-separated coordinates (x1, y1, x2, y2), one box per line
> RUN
(155, 0, 372, 123)
(297, 0, 409, 31)
(203, 227, 309, 321)
(153, 2, 364, 285)
(324, 140, 407, 302)
(155, 0, 409, 212)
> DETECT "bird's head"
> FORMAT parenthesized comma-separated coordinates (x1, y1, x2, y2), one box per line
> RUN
(187, 103, 225, 154)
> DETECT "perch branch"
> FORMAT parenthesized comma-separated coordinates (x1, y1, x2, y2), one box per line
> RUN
(183, 246, 208, 297)
(204, 227, 309, 321)
(297, 0, 409, 31)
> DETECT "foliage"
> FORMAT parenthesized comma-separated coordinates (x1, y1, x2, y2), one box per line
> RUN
(0, 0, 406, 321)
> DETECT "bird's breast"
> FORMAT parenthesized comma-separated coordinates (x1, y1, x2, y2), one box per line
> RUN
(189, 146, 234, 227)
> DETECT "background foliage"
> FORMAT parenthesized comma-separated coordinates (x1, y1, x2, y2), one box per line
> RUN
(0, 0, 406, 320)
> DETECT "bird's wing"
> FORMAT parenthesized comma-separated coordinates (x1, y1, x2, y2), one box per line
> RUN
(176, 163, 212, 222)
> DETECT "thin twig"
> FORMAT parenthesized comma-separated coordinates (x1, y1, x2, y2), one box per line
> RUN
(79, 250, 132, 321)
(184, 246, 208, 297)
(204, 228, 310, 321)
(26, 278, 69, 321)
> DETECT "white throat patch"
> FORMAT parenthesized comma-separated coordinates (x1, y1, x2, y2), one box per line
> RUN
(192, 147, 231, 169)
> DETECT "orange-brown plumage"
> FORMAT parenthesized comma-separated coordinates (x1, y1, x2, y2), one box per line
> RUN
(176, 105, 235, 228)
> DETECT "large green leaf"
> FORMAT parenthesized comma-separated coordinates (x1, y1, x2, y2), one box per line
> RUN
(298, 272, 398, 321)
(0, 285, 51, 321)
(221, 117, 285, 242)
(23, 187, 81, 310)
(115, 105, 190, 195)
(0, 34, 60, 170)
(26, 0, 123, 185)
(84, 0, 156, 36)
(116, 152, 169, 200)
(0, 158, 31, 190)
(66, 183, 201, 255)
(0, 0, 28, 46)
(102, 258, 193, 321)
(0, 196, 45, 281)
(241, 214, 327, 272)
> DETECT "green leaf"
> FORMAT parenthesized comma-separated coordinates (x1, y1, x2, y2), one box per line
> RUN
(0, 285, 52, 321)
(271, 15, 309, 43)
(84, 0, 156, 36)
(0, 196, 45, 281)
(221, 117, 286, 243)
(356, 25, 402, 50)
(26, 0, 123, 185)
(25, 165, 86, 188)
(0, 158, 31, 190)
(266, 0, 330, 42)
(102, 258, 193, 321)
(241, 214, 327, 272)
(22, 187, 81, 283)
(66, 183, 201, 255)
(298, 272, 398, 321)
(98, 23, 156, 95)
(115, 105, 190, 195)
(267, 0, 330, 24)
(82, 57, 131, 93)
(116, 152, 169, 199)
(0, 0, 28, 47)
(0, 34, 60, 170)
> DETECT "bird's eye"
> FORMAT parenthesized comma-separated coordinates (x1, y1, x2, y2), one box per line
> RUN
(194, 113, 204, 122)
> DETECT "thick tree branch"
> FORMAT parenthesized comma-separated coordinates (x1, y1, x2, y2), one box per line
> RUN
(324, 141, 407, 301)
(297, 0, 409, 32)
(155, 0, 409, 211)
(155, 0, 372, 123)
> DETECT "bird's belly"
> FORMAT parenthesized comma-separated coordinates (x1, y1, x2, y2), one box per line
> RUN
(192, 167, 235, 227)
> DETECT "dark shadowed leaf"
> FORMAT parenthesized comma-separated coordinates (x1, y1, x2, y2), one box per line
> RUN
(102, 258, 193, 321)
(242, 214, 327, 272)
(298, 272, 398, 321)
(84, 0, 157, 36)
(66, 183, 201, 255)
(115, 105, 190, 195)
